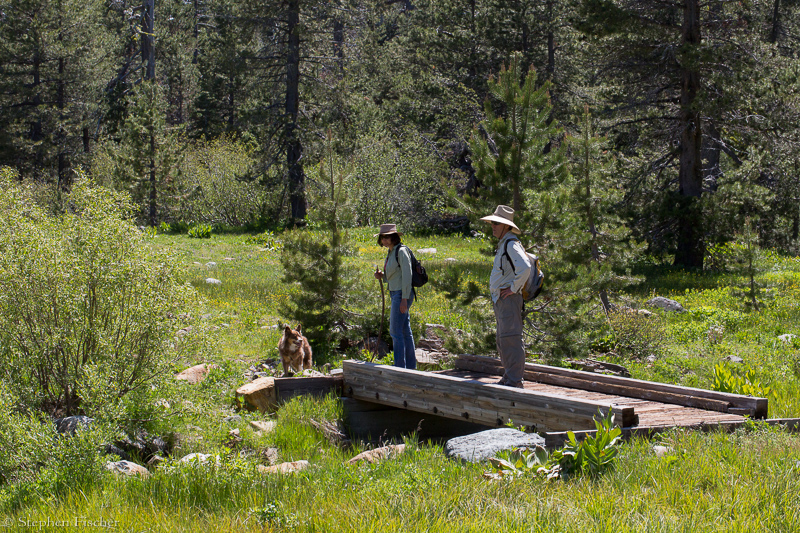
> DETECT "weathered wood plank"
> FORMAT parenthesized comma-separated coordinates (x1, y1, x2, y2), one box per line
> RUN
(342, 360, 636, 431)
(274, 375, 343, 402)
(543, 418, 800, 448)
(454, 354, 767, 417)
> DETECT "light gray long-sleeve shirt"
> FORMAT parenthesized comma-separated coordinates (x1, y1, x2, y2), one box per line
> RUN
(490, 233, 531, 303)
(384, 244, 413, 300)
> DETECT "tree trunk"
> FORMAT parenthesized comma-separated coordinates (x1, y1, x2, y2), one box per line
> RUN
(143, 0, 155, 80)
(286, 0, 307, 224)
(770, 0, 781, 43)
(674, 0, 704, 269)
(143, 0, 157, 226)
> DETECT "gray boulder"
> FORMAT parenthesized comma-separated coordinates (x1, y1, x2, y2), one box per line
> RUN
(54, 416, 94, 435)
(444, 428, 546, 463)
(646, 297, 686, 313)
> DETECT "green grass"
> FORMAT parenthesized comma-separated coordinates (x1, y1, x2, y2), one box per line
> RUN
(4, 231, 800, 530)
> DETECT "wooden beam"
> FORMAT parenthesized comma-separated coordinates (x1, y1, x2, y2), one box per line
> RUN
(274, 375, 343, 402)
(455, 354, 767, 418)
(544, 418, 800, 449)
(342, 398, 493, 442)
(342, 360, 636, 432)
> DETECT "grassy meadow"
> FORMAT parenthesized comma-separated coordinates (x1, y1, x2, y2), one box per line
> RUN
(4, 229, 800, 532)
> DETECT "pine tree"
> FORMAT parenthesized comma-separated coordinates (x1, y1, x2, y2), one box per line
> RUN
(562, 106, 643, 315)
(280, 133, 355, 356)
(467, 52, 567, 233)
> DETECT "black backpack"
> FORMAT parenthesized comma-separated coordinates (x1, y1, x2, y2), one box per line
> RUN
(502, 239, 544, 301)
(395, 245, 429, 288)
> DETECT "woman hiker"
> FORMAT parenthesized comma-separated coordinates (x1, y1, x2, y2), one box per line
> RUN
(373, 223, 417, 369)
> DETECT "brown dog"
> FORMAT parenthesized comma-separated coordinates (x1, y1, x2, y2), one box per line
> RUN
(278, 324, 313, 376)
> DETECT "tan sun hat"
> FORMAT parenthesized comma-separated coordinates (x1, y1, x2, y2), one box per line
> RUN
(480, 205, 521, 234)
(374, 223, 403, 237)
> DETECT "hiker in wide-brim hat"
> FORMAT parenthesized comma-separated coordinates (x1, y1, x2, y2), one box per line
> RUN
(479, 205, 521, 234)
(373, 223, 417, 369)
(482, 205, 531, 388)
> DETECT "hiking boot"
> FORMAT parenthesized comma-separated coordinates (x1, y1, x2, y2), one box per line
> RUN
(495, 377, 508, 386)
(505, 381, 524, 389)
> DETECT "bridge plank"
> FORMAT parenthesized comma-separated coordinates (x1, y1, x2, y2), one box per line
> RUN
(343, 360, 636, 431)
(454, 354, 766, 417)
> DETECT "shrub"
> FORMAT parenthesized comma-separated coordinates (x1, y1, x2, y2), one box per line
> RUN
(175, 137, 279, 227)
(607, 308, 667, 359)
(0, 386, 111, 509)
(0, 172, 206, 417)
(188, 223, 213, 238)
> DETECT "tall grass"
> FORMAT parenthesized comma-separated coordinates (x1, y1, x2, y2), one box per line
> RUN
(3, 232, 800, 530)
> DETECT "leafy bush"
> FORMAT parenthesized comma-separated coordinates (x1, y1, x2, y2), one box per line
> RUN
(326, 128, 449, 230)
(488, 410, 623, 481)
(174, 137, 279, 228)
(245, 230, 283, 251)
(545, 410, 623, 479)
(188, 223, 213, 238)
(0, 173, 206, 417)
(0, 386, 111, 509)
(607, 308, 667, 359)
(712, 363, 775, 401)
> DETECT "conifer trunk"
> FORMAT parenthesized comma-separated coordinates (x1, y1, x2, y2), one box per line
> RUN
(286, 0, 307, 224)
(675, 0, 704, 269)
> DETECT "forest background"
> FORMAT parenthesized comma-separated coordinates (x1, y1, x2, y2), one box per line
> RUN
(2, 0, 799, 263)
(2, 1, 800, 529)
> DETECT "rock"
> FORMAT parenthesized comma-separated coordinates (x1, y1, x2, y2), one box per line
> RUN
(444, 428, 546, 463)
(54, 415, 94, 435)
(415, 349, 450, 370)
(147, 455, 165, 468)
(250, 420, 277, 434)
(445, 258, 457, 263)
(236, 377, 277, 413)
(724, 355, 744, 364)
(176, 326, 193, 337)
(179, 453, 219, 465)
(206, 261, 217, 269)
(105, 460, 149, 478)
(638, 309, 654, 317)
(224, 257, 235, 261)
(261, 447, 280, 465)
(416, 248, 437, 254)
(258, 460, 310, 474)
(653, 445, 673, 458)
(330, 368, 343, 376)
(175, 363, 218, 384)
(346, 444, 406, 465)
(224, 415, 242, 423)
(646, 297, 686, 313)
(205, 278, 222, 285)
(778, 334, 797, 343)
(102, 444, 130, 461)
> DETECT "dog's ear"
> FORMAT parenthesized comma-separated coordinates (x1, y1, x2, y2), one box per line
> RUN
(284, 325, 292, 334)
(296, 323, 302, 333)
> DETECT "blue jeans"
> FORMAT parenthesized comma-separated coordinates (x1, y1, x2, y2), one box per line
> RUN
(389, 290, 416, 369)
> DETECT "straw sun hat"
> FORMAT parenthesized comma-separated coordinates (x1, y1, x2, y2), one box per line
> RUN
(374, 223, 403, 237)
(480, 205, 521, 234)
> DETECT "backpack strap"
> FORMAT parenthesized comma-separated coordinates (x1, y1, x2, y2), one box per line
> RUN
(394, 245, 417, 299)
(501, 237, 520, 275)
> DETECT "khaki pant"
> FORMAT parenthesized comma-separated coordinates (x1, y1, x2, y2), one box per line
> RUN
(493, 293, 525, 385)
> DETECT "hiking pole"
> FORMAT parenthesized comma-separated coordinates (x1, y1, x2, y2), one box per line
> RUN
(373, 265, 385, 362)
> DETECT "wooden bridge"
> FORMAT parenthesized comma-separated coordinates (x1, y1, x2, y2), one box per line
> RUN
(341, 354, 769, 447)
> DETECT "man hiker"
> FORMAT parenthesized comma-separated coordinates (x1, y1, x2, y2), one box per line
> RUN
(481, 205, 532, 388)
